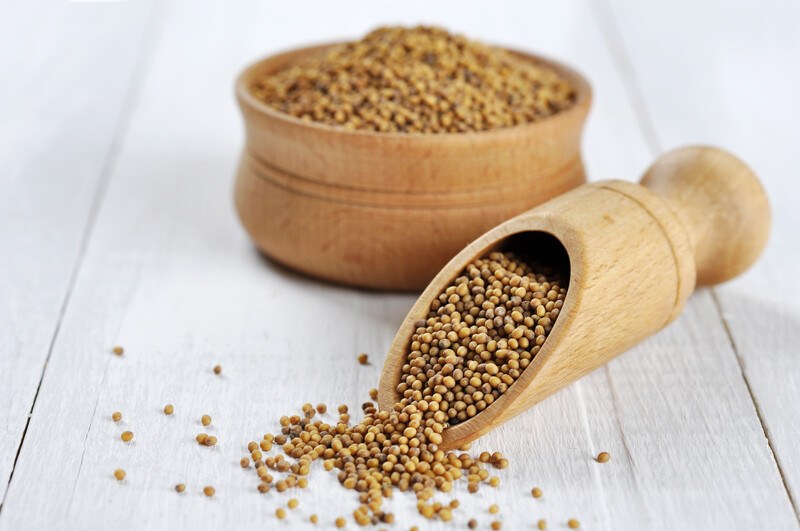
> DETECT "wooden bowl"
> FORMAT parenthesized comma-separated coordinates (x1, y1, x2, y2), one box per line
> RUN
(234, 43, 592, 291)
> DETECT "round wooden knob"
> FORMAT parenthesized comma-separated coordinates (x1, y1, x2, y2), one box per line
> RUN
(640, 146, 771, 286)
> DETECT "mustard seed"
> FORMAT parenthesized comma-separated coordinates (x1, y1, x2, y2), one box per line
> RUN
(369, 388, 378, 400)
(113, 469, 125, 481)
(310, 514, 318, 524)
(213, 365, 222, 375)
(491, 522, 502, 530)
(357, 353, 369, 365)
(175, 483, 185, 493)
(258, 483, 271, 493)
(537, 519, 547, 530)
(112, 346, 124, 356)
(112, 412, 122, 422)
(204, 435, 217, 447)
(120, 431, 133, 442)
(468, 519, 478, 529)
(276, 508, 286, 520)
(251, 26, 575, 134)
(240, 457, 250, 468)
(203, 486, 215, 497)
(163, 404, 174, 415)
(568, 519, 580, 529)
(335, 517, 346, 528)
(531, 487, 543, 498)
(489, 504, 499, 514)
(201, 414, 211, 426)
(489, 476, 500, 487)
(288, 498, 299, 509)
(597, 451, 611, 463)
(316, 404, 327, 414)
(196, 433, 208, 444)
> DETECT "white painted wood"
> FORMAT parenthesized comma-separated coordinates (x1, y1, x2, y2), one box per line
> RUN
(0, 0, 155, 504)
(603, 0, 800, 519)
(0, 0, 796, 529)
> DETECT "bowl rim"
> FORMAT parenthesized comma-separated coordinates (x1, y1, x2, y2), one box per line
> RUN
(235, 41, 592, 142)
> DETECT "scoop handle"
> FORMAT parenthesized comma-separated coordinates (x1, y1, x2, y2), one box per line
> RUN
(640, 146, 770, 286)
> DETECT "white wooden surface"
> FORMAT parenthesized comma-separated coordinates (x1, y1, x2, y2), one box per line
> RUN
(0, 1, 797, 529)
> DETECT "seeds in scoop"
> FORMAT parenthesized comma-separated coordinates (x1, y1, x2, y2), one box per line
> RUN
(203, 486, 215, 497)
(112, 412, 122, 422)
(247, 252, 566, 525)
(357, 353, 369, 365)
(531, 487, 543, 498)
(288, 498, 299, 509)
(335, 517, 346, 528)
(113, 469, 125, 481)
(213, 365, 222, 375)
(537, 519, 547, 530)
(201, 414, 211, 426)
(163, 404, 174, 415)
(568, 519, 580, 529)
(112, 346, 124, 356)
(175, 483, 185, 493)
(120, 431, 133, 442)
(250, 26, 575, 134)
(597, 451, 611, 463)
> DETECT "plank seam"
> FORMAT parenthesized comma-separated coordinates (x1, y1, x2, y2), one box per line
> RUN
(0, 0, 168, 515)
(573, 381, 613, 528)
(711, 291, 800, 522)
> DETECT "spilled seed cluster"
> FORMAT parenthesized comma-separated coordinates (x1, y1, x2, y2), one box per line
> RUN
(250, 26, 576, 134)
(243, 251, 567, 524)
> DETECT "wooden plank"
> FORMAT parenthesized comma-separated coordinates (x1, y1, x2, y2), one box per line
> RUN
(602, 0, 800, 520)
(1, 1, 795, 529)
(0, 0, 156, 505)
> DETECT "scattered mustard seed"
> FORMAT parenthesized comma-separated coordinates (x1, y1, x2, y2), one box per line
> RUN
(532, 487, 543, 498)
(112, 346, 124, 356)
(240, 457, 250, 468)
(489, 476, 500, 488)
(113, 469, 125, 481)
(491, 521, 502, 530)
(369, 388, 378, 400)
(196, 433, 208, 445)
(175, 483, 185, 493)
(357, 353, 369, 365)
(537, 519, 547, 530)
(316, 403, 327, 414)
(163, 404, 174, 415)
(288, 498, 299, 509)
(201, 414, 211, 426)
(276, 508, 286, 520)
(310, 514, 318, 524)
(335, 517, 346, 528)
(112, 412, 122, 422)
(204, 435, 218, 447)
(597, 451, 611, 463)
(213, 364, 222, 375)
(568, 519, 580, 529)
(489, 504, 499, 514)
(120, 431, 133, 442)
(203, 486, 215, 497)
(468, 519, 478, 529)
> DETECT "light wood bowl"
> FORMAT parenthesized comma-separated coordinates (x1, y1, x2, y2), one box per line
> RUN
(234, 43, 592, 290)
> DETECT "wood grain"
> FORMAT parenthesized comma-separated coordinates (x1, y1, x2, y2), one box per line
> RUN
(604, 0, 800, 519)
(0, 0, 796, 530)
(0, 0, 156, 505)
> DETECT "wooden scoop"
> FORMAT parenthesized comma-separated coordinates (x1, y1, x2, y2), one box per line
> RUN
(377, 146, 770, 450)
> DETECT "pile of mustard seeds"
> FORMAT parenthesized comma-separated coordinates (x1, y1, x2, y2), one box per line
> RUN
(246, 251, 567, 524)
(250, 26, 576, 133)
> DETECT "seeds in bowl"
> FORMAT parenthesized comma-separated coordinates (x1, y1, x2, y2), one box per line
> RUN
(250, 26, 575, 134)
